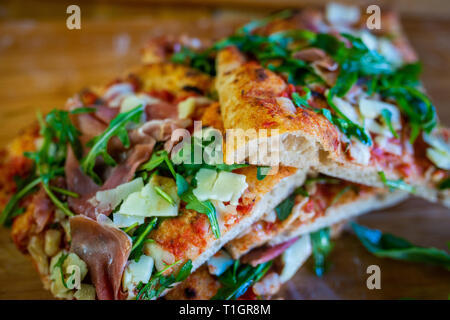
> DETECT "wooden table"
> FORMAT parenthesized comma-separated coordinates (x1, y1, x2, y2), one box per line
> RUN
(0, 1, 449, 300)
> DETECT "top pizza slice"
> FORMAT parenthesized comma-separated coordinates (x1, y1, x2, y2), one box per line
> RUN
(174, 5, 449, 206)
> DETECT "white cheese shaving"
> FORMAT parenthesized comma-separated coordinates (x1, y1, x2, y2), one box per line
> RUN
(207, 250, 234, 276)
(122, 255, 154, 298)
(326, 3, 360, 26)
(193, 168, 248, 205)
(279, 235, 312, 283)
(348, 137, 371, 165)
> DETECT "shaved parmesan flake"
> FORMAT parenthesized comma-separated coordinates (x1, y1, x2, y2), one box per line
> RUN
(95, 178, 144, 212)
(279, 235, 312, 283)
(360, 98, 401, 129)
(427, 148, 450, 170)
(375, 135, 402, 156)
(349, 137, 371, 165)
(423, 132, 450, 170)
(119, 176, 179, 217)
(332, 96, 360, 123)
(207, 250, 234, 276)
(121, 94, 160, 113)
(193, 169, 248, 205)
(144, 243, 175, 271)
(113, 213, 145, 228)
(122, 255, 154, 298)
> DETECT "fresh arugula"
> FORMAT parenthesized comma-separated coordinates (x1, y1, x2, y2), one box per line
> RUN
(438, 178, 450, 190)
(315, 108, 372, 145)
(256, 166, 271, 181)
(173, 14, 437, 145)
(81, 105, 144, 184)
(378, 171, 416, 193)
(0, 176, 40, 226)
(352, 223, 450, 270)
(180, 188, 221, 239)
(275, 185, 309, 221)
(310, 227, 334, 276)
(140, 150, 176, 179)
(53, 252, 75, 289)
(291, 90, 312, 109)
(291, 88, 372, 145)
(175, 173, 189, 196)
(1, 108, 92, 225)
(212, 260, 272, 300)
(136, 259, 193, 300)
(275, 194, 296, 221)
(381, 108, 399, 139)
(154, 186, 176, 206)
(129, 217, 158, 262)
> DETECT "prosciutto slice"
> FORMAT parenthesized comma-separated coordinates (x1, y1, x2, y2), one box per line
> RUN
(241, 237, 298, 267)
(70, 215, 132, 300)
(32, 187, 54, 233)
(145, 101, 178, 120)
(66, 144, 153, 219)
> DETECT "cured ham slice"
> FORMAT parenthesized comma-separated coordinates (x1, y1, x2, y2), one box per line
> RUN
(70, 215, 132, 300)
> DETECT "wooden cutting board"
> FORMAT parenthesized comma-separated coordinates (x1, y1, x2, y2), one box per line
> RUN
(0, 1, 449, 300)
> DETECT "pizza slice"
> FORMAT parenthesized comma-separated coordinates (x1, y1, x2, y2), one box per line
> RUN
(165, 175, 407, 300)
(173, 4, 449, 206)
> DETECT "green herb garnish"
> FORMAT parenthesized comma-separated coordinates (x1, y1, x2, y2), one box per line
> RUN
(381, 109, 399, 139)
(256, 166, 271, 181)
(378, 171, 416, 193)
(81, 105, 144, 184)
(275, 185, 309, 221)
(181, 188, 220, 239)
(136, 259, 193, 300)
(129, 217, 158, 262)
(438, 178, 450, 190)
(212, 260, 272, 300)
(310, 227, 334, 276)
(352, 223, 450, 270)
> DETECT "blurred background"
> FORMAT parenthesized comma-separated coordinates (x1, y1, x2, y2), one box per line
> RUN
(0, 0, 449, 299)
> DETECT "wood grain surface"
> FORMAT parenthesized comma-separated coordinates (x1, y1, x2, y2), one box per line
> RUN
(0, 0, 449, 300)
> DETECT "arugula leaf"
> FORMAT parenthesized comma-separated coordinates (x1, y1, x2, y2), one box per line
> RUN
(175, 173, 189, 196)
(154, 186, 175, 206)
(310, 227, 334, 276)
(5, 108, 84, 223)
(53, 252, 73, 289)
(81, 105, 144, 184)
(212, 260, 272, 300)
(140, 150, 176, 179)
(256, 166, 271, 181)
(378, 171, 416, 193)
(136, 259, 193, 300)
(275, 186, 309, 221)
(275, 194, 296, 221)
(380, 108, 399, 138)
(316, 107, 372, 145)
(438, 178, 450, 190)
(181, 188, 220, 239)
(129, 217, 158, 262)
(352, 223, 450, 270)
(292, 90, 312, 108)
(0, 177, 40, 226)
